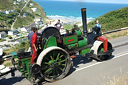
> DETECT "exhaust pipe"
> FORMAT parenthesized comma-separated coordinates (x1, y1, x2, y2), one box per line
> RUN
(81, 8, 88, 35)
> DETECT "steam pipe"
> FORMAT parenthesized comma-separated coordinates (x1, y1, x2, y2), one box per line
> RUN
(81, 8, 88, 35)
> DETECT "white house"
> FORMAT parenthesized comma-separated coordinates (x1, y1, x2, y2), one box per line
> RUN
(22, 13, 28, 17)
(31, 8, 38, 12)
(11, 10, 16, 12)
(0, 32, 7, 38)
(27, 10, 32, 14)
(8, 30, 19, 36)
(34, 17, 42, 22)
(17, 0, 22, 2)
(29, 3, 34, 7)
(24, 0, 28, 2)
(0, 47, 3, 56)
(20, 27, 27, 32)
(2, 10, 11, 14)
(13, 1, 17, 4)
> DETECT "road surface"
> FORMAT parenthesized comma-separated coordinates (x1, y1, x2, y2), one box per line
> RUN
(0, 36, 128, 85)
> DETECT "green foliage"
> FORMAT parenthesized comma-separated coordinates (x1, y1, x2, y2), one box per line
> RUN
(15, 41, 29, 52)
(0, 29, 10, 33)
(4, 62, 13, 67)
(4, 40, 29, 55)
(8, 35, 12, 39)
(0, 38, 6, 42)
(13, 1, 47, 28)
(0, 12, 18, 27)
(0, 0, 47, 29)
(88, 7, 128, 32)
(63, 24, 74, 30)
(0, 0, 15, 10)
(14, 16, 34, 28)
(30, 1, 47, 19)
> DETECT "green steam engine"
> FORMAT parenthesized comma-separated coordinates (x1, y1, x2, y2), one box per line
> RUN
(10, 8, 113, 84)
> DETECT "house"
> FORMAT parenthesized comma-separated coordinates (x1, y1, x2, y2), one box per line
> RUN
(0, 31, 7, 38)
(29, 3, 34, 7)
(35, 21, 42, 25)
(17, 0, 22, 2)
(22, 13, 28, 17)
(24, 0, 28, 2)
(34, 17, 43, 22)
(25, 23, 36, 32)
(11, 10, 16, 12)
(2, 10, 11, 14)
(8, 30, 19, 36)
(34, 17, 43, 25)
(13, 1, 17, 4)
(27, 10, 32, 14)
(31, 8, 38, 12)
(20, 27, 27, 32)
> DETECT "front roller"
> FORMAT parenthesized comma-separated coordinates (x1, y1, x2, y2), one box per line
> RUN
(36, 47, 71, 82)
(91, 40, 113, 61)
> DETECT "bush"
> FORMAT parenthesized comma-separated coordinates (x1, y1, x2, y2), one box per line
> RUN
(0, 38, 6, 42)
(8, 35, 12, 39)
(88, 7, 128, 32)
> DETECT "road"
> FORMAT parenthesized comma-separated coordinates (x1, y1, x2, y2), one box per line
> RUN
(0, 36, 128, 85)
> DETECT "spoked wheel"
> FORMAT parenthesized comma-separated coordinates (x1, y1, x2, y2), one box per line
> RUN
(97, 42, 112, 61)
(36, 47, 71, 82)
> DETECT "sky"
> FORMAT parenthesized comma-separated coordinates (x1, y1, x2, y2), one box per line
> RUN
(51, 0, 128, 4)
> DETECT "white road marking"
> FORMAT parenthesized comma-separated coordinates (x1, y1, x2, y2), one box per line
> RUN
(75, 51, 128, 72)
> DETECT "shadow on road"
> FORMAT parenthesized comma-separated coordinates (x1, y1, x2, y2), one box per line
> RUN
(109, 55, 115, 60)
(0, 77, 24, 85)
(67, 54, 115, 77)
(66, 55, 93, 77)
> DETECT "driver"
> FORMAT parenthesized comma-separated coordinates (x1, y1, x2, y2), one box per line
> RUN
(93, 20, 101, 35)
(93, 20, 108, 52)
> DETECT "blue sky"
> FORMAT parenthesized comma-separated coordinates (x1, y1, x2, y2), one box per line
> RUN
(51, 0, 128, 4)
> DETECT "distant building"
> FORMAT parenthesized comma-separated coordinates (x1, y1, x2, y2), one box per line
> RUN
(8, 30, 19, 36)
(22, 13, 28, 17)
(25, 23, 36, 30)
(13, 1, 17, 4)
(17, 0, 22, 2)
(34, 17, 43, 22)
(20, 27, 27, 32)
(27, 10, 32, 14)
(0, 31, 7, 38)
(11, 10, 16, 12)
(2, 10, 11, 14)
(31, 8, 38, 12)
(24, 0, 28, 2)
(34, 17, 43, 25)
(29, 3, 34, 7)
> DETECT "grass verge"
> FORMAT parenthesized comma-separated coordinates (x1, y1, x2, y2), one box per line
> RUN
(104, 73, 128, 85)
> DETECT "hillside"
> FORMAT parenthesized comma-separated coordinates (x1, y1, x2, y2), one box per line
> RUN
(0, 0, 47, 29)
(87, 7, 128, 32)
(0, 0, 15, 10)
(14, 1, 47, 28)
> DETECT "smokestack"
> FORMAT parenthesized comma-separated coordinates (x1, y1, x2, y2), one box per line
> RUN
(81, 8, 88, 35)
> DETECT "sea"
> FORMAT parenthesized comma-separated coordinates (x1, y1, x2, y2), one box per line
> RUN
(33, 0, 128, 22)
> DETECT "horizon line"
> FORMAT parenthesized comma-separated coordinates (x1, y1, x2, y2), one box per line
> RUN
(43, 0, 128, 4)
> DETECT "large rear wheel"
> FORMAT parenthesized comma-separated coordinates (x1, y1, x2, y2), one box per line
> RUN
(36, 47, 71, 82)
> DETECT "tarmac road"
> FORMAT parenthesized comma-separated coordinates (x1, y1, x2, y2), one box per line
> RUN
(0, 36, 128, 85)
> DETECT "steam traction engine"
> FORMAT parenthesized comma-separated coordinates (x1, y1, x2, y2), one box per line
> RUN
(10, 8, 113, 84)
